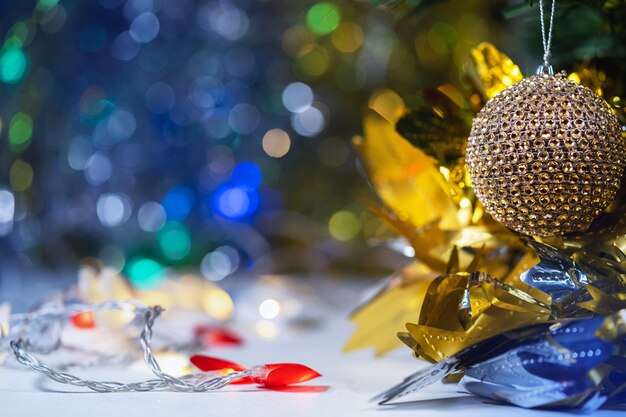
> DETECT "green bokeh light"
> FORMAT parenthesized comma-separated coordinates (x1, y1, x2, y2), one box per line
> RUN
(158, 222, 192, 260)
(328, 210, 360, 241)
(9, 112, 33, 151)
(306, 3, 341, 36)
(37, 0, 60, 11)
(0, 47, 27, 84)
(127, 258, 164, 290)
(6, 22, 30, 48)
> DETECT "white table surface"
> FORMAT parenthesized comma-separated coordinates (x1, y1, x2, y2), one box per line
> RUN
(1, 276, 624, 417)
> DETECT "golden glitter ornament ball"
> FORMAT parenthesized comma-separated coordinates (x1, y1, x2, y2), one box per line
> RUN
(466, 72, 626, 237)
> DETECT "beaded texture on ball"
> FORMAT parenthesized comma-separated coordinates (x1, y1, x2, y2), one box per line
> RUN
(466, 72, 626, 237)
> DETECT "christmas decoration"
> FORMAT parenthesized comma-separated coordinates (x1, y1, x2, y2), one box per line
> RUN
(466, 72, 626, 237)
(190, 355, 321, 386)
(3, 0, 626, 413)
(77, 265, 235, 322)
(376, 310, 626, 410)
(349, 0, 626, 411)
(345, 42, 530, 357)
(193, 325, 243, 348)
(1, 297, 320, 392)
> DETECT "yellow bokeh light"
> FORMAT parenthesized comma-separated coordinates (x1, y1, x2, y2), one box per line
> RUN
(137, 291, 173, 309)
(154, 352, 191, 376)
(415, 32, 447, 69)
(281, 25, 314, 57)
(568, 73, 581, 84)
(331, 22, 364, 53)
(368, 88, 405, 123)
(95, 309, 136, 328)
(457, 197, 472, 225)
(9, 159, 34, 191)
(0, 302, 10, 337)
(255, 320, 278, 339)
(201, 286, 234, 321)
(262, 128, 291, 158)
(427, 28, 448, 55)
(329, 210, 361, 241)
(458, 13, 487, 45)
(295, 44, 330, 78)
(77, 266, 136, 328)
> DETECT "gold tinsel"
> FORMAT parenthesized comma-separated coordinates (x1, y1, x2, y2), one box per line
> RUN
(466, 72, 626, 238)
(346, 43, 626, 358)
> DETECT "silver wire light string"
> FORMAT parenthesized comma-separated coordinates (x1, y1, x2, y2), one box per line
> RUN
(537, 0, 556, 74)
(6, 302, 252, 392)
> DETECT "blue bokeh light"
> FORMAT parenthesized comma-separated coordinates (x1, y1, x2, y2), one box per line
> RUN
(212, 185, 259, 219)
(162, 186, 195, 221)
(231, 162, 262, 191)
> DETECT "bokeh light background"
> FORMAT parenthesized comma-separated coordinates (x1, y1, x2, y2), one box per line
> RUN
(0, 0, 533, 307)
